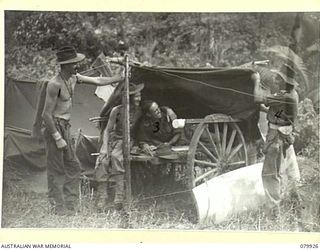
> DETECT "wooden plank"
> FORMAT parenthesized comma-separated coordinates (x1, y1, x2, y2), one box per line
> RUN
(184, 118, 240, 124)
(130, 155, 184, 165)
(123, 55, 132, 203)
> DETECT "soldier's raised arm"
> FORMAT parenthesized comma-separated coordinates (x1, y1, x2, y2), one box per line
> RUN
(76, 73, 124, 86)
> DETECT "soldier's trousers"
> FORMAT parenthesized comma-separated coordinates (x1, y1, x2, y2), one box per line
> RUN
(44, 118, 81, 211)
(95, 139, 128, 205)
(262, 127, 300, 212)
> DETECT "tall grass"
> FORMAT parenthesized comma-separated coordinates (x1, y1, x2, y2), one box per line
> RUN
(2, 157, 319, 231)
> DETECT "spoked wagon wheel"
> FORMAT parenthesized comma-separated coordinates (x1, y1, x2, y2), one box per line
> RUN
(186, 114, 248, 188)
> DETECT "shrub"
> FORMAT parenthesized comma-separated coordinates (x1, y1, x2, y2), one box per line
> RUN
(294, 98, 320, 160)
(5, 46, 93, 81)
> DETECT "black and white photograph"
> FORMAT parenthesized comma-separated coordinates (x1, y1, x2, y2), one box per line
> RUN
(3, 10, 320, 232)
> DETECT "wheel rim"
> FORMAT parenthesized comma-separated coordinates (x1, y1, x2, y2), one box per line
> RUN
(187, 121, 248, 188)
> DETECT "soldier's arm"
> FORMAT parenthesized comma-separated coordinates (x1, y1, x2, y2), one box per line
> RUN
(150, 138, 163, 146)
(260, 104, 269, 113)
(42, 81, 67, 148)
(167, 134, 180, 146)
(76, 73, 124, 86)
(265, 92, 294, 107)
(42, 81, 60, 135)
(165, 108, 181, 146)
(99, 106, 120, 154)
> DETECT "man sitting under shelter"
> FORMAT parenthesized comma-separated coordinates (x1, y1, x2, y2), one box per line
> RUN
(137, 100, 182, 156)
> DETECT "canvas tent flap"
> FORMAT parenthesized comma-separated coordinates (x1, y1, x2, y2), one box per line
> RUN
(4, 126, 46, 170)
(4, 126, 100, 172)
(75, 133, 100, 172)
(5, 79, 37, 130)
(130, 66, 259, 119)
(95, 85, 115, 103)
(4, 77, 105, 170)
(5, 77, 104, 136)
(103, 65, 262, 142)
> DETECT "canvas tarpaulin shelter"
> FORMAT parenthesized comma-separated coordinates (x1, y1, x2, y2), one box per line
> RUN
(4, 77, 104, 170)
(5, 77, 105, 135)
(103, 64, 262, 143)
(131, 66, 258, 119)
(4, 126, 46, 170)
(4, 65, 262, 170)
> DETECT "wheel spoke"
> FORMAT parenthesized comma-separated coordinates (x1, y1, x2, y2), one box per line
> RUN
(189, 119, 248, 189)
(226, 129, 237, 156)
(195, 168, 219, 183)
(214, 123, 222, 153)
(194, 159, 218, 168)
(204, 127, 219, 157)
(198, 141, 218, 162)
(227, 144, 243, 162)
(221, 123, 228, 157)
(228, 161, 246, 166)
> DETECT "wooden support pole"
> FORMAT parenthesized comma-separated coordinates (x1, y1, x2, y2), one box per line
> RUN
(123, 54, 132, 204)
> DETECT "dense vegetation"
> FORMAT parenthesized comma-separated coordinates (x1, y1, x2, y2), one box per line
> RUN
(5, 12, 320, 83)
(5, 11, 320, 158)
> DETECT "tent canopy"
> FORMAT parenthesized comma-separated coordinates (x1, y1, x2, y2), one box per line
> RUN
(4, 77, 105, 169)
(5, 77, 104, 136)
(4, 126, 46, 170)
(130, 66, 258, 120)
(102, 64, 261, 142)
(4, 65, 262, 170)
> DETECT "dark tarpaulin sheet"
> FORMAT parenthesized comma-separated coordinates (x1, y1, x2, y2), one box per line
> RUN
(4, 126, 100, 171)
(4, 79, 37, 131)
(5, 78, 104, 136)
(4, 126, 46, 170)
(4, 77, 103, 171)
(102, 65, 262, 142)
(75, 133, 99, 171)
(130, 66, 258, 119)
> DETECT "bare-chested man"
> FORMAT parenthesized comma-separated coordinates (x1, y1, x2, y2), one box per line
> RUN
(42, 46, 124, 215)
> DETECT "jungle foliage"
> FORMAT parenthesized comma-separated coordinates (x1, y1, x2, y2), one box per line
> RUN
(5, 11, 320, 158)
